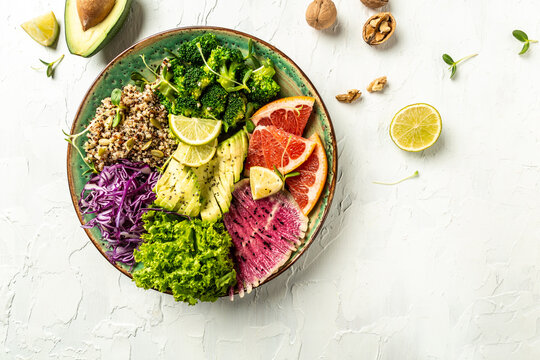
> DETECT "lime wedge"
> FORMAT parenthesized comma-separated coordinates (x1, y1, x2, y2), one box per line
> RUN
(169, 114, 222, 146)
(173, 139, 218, 167)
(21, 11, 59, 47)
(249, 166, 284, 200)
(390, 103, 442, 152)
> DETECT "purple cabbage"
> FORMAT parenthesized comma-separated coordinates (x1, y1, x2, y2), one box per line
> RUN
(79, 160, 160, 265)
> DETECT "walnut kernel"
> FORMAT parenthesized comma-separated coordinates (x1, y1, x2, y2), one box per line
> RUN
(336, 89, 362, 103)
(367, 76, 387, 92)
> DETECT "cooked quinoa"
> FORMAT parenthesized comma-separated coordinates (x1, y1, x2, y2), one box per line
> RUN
(84, 85, 177, 171)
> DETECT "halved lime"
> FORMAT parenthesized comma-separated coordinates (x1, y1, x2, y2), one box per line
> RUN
(21, 11, 59, 47)
(390, 103, 442, 152)
(173, 139, 218, 167)
(249, 166, 283, 200)
(169, 114, 222, 146)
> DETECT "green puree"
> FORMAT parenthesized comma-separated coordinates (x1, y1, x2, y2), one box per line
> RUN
(133, 211, 236, 305)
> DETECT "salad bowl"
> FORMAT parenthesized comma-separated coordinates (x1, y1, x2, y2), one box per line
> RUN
(67, 26, 338, 294)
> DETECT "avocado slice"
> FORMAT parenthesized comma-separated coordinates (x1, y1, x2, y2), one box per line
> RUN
(154, 159, 201, 217)
(198, 129, 249, 222)
(65, 0, 132, 57)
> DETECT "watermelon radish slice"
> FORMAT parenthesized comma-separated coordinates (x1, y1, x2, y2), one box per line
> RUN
(224, 179, 308, 298)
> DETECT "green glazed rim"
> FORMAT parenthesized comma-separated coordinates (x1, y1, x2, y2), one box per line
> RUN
(67, 26, 338, 295)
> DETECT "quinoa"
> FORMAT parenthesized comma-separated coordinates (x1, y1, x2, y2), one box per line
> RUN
(84, 84, 177, 171)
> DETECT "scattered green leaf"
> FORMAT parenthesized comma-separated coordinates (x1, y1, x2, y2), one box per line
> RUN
(513, 29, 538, 55)
(373, 170, 419, 185)
(442, 53, 477, 79)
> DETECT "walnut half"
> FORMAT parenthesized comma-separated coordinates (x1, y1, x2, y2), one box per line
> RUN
(367, 76, 387, 92)
(336, 89, 362, 103)
(362, 12, 396, 46)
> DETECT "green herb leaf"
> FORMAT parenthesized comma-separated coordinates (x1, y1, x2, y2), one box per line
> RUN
(111, 88, 122, 106)
(373, 170, 419, 186)
(513, 30, 528, 42)
(450, 65, 457, 79)
(519, 41, 530, 55)
(442, 54, 454, 65)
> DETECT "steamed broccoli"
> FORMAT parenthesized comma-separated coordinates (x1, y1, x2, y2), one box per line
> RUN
(174, 96, 202, 117)
(177, 33, 219, 65)
(198, 45, 252, 93)
(200, 84, 228, 119)
(174, 67, 213, 99)
(223, 92, 247, 131)
(246, 58, 280, 104)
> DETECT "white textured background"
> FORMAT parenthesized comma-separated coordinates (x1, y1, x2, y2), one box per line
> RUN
(2, 0, 540, 359)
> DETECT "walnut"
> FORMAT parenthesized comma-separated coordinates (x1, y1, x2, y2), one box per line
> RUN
(367, 76, 387, 92)
(336, 89, 362, 103)
(362, 12, 396, 45)
(306, 0, 337, 30)
(360, 0, 388, 9)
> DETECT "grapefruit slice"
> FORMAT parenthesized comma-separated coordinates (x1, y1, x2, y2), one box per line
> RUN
(286, 133, 328, 216)
(245, 125, 316, 175)
(251, 96, 315, 136)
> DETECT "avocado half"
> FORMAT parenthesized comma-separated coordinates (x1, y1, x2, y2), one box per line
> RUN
(65, 0, 132, 57)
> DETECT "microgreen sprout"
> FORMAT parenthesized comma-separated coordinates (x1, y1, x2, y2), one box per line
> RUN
(63, 127, 98, 174)
(244, 39, 261, 68)
(273, 166, 300, 189)
(373, 170, 419, 185)
(110, 88, 125, 128)
(512, 30, 538, 55)
(37, 54, 64, 78)
(139, 55, 180, 101)
(442, 53, 477, 79)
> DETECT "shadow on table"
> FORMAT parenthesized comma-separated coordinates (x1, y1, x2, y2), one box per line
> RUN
(99, 0, 145, 65)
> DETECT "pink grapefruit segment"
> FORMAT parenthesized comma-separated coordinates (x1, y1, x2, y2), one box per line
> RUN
(286, 133, 328, 216)
(251, 96, 315, 136)
(245, 125, 316, 175)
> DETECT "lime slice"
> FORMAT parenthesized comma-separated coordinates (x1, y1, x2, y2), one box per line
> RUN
(389, 103, 442, 152)
(21, 11, 59, 47)
(250, 167, 284, 200)
(169, 114, 222, 146)
(173, 139, 218, 167)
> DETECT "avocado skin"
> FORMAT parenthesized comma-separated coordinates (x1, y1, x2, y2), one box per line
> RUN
(65, 0, 133, 58)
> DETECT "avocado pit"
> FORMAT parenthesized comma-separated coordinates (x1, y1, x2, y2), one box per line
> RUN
(76, 0, 116, 30)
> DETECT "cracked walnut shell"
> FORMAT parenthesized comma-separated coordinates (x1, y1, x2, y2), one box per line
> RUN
(362, 12, 396, 45)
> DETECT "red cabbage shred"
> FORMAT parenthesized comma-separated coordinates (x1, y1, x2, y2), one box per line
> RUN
(79, 160, 160, 265)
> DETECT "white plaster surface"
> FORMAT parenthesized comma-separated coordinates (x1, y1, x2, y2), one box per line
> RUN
(2, 0, 540, 358)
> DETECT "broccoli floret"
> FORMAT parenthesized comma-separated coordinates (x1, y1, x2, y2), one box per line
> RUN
(174, 96, 202, 117)
(177, 33, 219, 65)
(174, 67, 213, 99)
(246, 58, 280, 104)
(200, 46, 251, 93)
(223, 92, 247, 131)
(200, 84, 228, 119)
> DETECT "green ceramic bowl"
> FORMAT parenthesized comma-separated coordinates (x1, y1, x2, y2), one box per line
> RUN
(67, 26, 338, 294)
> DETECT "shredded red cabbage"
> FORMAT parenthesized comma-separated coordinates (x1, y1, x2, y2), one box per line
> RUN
(79, 160, 160, 265)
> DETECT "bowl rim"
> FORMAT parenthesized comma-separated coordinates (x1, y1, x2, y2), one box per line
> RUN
(66, 25, 338, 294)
